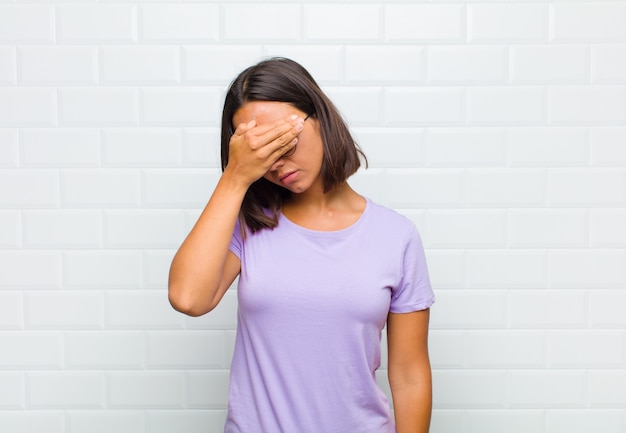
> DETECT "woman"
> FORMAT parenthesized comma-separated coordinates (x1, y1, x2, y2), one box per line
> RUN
(168, 57, 434, 433)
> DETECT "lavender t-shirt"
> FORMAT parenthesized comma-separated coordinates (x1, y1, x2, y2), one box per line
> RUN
(224, 198, 434, 433)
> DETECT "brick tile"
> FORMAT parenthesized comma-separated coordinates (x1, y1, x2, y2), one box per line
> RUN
(467, 168, 546, 206)
(105, 291, 183, 329)
(508, 209, 587, 248)
(0, 5, 53, 42)
(468, 250, 547, 289)
(21, 129, 100, 168)
(424, 251, 466, 290)
(182, 46, 263, 84)
(0, 129, 18, 168)
(429, 331, 465, 369)
(590, 128, 626, 166)
(146, 331, 225, 369)
(386, 169, 465, 208)
(0, 252, 61, 289)
(509, 290, 587, 329)
(305, 5, 380, 41)
(386, 87, 464, 125)
(465, 410, 545, 433)
(547, 410, 624, 433)
(468, 3, 548, 42)
(186, 371, 230, 408)
(182, 128, 220, 168)
(509, 127, 588, 167)
(60, 169, 140, 208)
(0, 292, 22, 329)
(0, 46, 16, 84)
(326, 87, 384, 125)
(103, 210, 185, 249)
(25, 291, 103, 329)
(589, 290, 626, 328)
(64, 251, 141, 289)
(355, 127, 425, 168)
(27, 372, 105, 409)
(348, 169, 386, 206)
(143, 250, 175, 289)
(467, 87, 546, 125)
(0, 373, 24, 409)
(142, 169, 218, 208)
(550, 86, 626, 124)
(59, 88, 138, 126)
(100, 46, 179, 84)
(347, 46, 424, 83)
(102, 128, 182, 167)
(428, 210, 506, 248)
(67, 411, 146, 433)
(552, 2, 626, 42)
(19, 46, 97, 84)
(0, 88, 56, 126)
(511, 45, 590, 84)
(147, 410, 226, 433)
(433, 371, 506, 407)
(0, 169, 59, 208)
(426, 127, 507, 167)
(430, 290, 507, 329)
(428, 46, 507, 84)
(385, 4, 464, 42)
(23, 210, 102, 249)
(467, 331, 545, 368)
(57, 5, 136, 42)
(548, 331, 624, 368)
(108, 372, 184, 408)
(140, 4, 218, 42)
(549, 250, 626, 289)
(510, 371, 585, 407)
(593, 44, 626, 84)
(0, 412, 64, 433)
(431, 410, 465, 432)
(0, 332, 63, 369)
(590, 209, 626, 247)
(222, 4, 299, 41)
(0, 211, 20, 248)
(66, 331, 144, 369)
(140, 88, 221, 126)
(549, 168, 626, 206)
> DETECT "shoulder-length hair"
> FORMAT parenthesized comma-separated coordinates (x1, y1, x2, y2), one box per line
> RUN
(220, 57, 367, 234)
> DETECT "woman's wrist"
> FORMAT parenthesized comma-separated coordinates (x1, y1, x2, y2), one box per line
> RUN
(220, 166, 254, 195)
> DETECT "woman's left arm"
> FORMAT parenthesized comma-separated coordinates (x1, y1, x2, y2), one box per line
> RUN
(387, 308, 432, 433)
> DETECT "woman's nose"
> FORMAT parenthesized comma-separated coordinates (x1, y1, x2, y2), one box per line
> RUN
(268, 156, 285, 173)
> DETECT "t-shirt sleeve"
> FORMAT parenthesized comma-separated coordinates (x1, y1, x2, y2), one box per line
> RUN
(229, 217, 243, 260)
(390, 223, 435, 313)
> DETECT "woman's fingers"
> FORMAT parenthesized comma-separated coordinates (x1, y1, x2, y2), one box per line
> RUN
(230, 119, 257, 143)
(234, 115, 303, 157)
(247, 115, 303, 152)
(265, 117, 304, 158)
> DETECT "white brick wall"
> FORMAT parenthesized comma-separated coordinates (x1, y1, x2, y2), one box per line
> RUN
(1, 2, 625, 432)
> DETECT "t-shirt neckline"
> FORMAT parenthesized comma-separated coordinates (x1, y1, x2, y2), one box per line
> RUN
(278, 197, 371, 238)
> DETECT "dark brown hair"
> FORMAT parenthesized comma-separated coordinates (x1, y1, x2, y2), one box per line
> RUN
(221, 57, 367, 233)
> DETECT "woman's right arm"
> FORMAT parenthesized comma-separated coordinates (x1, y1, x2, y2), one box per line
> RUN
(168, 173, 248, 317)
(168, 115, 304, 316)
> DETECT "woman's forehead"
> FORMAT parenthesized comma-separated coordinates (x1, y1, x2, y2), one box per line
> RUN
(233, 101, 301, 125)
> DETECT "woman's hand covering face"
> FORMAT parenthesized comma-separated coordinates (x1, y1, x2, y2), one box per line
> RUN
(226, 114, 305, 186)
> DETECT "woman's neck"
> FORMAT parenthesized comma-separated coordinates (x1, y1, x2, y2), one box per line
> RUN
(281, 183, 366, 231)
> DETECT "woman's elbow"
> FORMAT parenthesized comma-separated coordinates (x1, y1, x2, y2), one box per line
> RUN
(168, 284, 213, 317)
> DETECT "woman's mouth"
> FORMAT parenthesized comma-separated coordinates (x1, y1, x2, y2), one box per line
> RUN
(279, 171, 298, 184)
